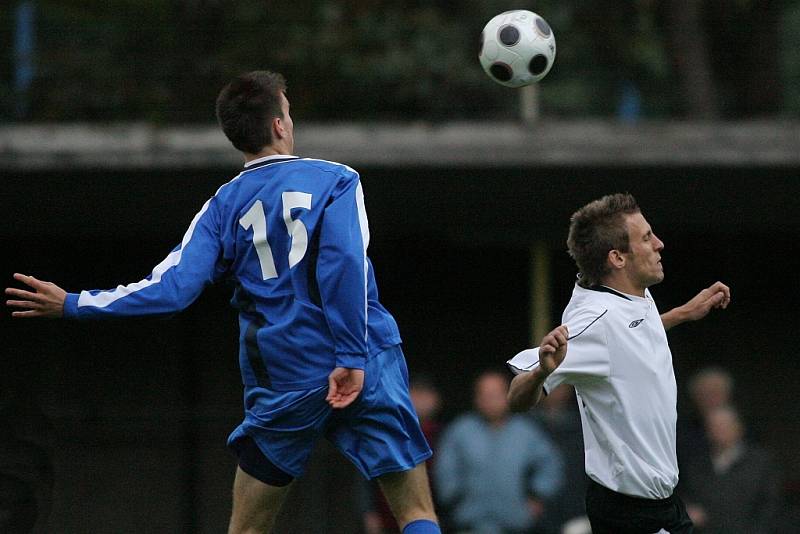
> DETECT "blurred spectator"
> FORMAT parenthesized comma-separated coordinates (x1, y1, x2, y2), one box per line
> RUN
(680, 406, 781, 533)
(531, 384, 590, 534)
(363, 375, 442, 534)
(689, 367, 734, 417)
(677, 367, 734, 475)
(434, 370, 563, 534)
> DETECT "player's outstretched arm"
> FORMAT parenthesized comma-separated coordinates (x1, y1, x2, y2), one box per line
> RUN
(661, 281, 731, 331)
(5, 273, 66, 318)
(326, 367, 365, 409)
(508, 325, 568, 412)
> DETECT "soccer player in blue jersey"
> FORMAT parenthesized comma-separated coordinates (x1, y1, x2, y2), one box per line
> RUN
(5, 71, 440, 534)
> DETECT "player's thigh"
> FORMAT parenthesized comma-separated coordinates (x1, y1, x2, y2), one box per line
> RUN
(229, 466, 292, 534)
(228, 384, 331, 479)
(377, 463, 436, 524)
(330, 346, 432, 478)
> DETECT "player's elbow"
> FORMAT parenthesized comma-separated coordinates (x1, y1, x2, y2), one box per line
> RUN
(150, 280, 206, 316)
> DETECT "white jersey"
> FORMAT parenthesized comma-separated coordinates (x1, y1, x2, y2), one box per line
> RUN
(508, 283, 679, 499)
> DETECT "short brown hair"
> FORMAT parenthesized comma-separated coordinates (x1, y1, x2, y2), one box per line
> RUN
(566, 193, 640, 287)
(215, 71, 287, 154)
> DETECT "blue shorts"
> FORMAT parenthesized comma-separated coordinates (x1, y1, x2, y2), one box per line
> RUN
(227, 345, 432, 480)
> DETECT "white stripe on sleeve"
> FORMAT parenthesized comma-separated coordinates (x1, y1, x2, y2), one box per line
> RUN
(355, 181, 369, 342)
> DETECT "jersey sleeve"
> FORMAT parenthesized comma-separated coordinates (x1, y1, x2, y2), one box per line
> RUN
(62, 197, 226, 319)
(507, 308, 610, 393)
(316, 170, 370, 369)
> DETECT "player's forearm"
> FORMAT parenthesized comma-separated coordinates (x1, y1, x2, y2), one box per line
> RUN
(508, 368, 548, 412)
(660, 307, 688, 331)
(317, 250, 369, 366)
(63, 283, 196, 319)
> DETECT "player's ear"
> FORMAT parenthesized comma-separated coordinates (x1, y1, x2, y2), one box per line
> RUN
(272, 116, 286, 140)
(608, 249, 626, 270)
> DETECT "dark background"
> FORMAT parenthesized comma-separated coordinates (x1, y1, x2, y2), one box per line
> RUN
(2, 164, 797, 531)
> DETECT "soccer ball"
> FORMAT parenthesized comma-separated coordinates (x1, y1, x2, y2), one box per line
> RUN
(479, 10, 556, 87)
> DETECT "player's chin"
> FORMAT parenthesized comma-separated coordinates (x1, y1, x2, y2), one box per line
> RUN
(647, 271, 665, 286)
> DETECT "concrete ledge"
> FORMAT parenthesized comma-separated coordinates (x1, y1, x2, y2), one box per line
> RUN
(1, 120, 799, 169)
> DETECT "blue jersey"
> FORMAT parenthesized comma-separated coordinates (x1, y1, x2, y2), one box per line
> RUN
(63, 155, 401, 390)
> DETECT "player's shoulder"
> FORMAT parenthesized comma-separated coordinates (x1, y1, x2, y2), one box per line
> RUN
(563, 290, 610, 340)
(563, 297, 609, 325)
(216, 157, 359, 196)
(294, 157, 360, 179)
(204, 167, 251, 204)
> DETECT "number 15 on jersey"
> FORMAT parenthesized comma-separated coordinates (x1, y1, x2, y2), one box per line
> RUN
(239, 192, 313, 280)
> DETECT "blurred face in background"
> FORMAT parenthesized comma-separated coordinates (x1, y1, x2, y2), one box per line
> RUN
(474, 372, 510, 424)
(691, 371, 732, 416)
(410, 384, 441, 422)
(706, 407, 743, 452)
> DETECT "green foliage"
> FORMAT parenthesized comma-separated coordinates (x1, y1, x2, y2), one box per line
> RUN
(0, 0, 796, 121)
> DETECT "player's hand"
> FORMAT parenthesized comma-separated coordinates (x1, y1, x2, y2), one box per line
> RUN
(680, 281, 731, 322)
(326, 367, 364, 409)
(5, 273, 67, 318)
(538, 325, 568, 376)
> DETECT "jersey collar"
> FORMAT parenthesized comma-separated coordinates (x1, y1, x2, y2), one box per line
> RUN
(243, 154, 299, 170)
(587, 285, 632, 301)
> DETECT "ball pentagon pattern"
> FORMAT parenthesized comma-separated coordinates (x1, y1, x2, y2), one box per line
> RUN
(479, 10, 556, 88)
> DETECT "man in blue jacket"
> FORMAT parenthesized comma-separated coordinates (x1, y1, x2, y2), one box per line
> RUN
(435, 370, 563, 533)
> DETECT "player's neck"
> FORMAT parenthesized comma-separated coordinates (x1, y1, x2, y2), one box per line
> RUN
(243, 145, 293, 163)
(599, 274, 646, 298)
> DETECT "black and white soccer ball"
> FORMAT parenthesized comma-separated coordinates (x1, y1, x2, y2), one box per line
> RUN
(479, 10, 556, 88)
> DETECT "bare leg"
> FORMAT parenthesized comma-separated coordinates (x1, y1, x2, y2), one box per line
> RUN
(227, 467, 292, 534)
(377, 463, 438, 530)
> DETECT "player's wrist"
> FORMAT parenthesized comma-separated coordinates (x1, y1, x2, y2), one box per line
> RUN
(334, 352, 367, 370)
(531, 366, 551, 381)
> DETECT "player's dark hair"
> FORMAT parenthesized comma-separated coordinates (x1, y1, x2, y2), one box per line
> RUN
(215, 71, 287, 154)
(567, 193, 640, 287)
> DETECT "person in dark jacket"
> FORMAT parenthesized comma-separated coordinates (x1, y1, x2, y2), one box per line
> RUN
(680, 406, 781, 533)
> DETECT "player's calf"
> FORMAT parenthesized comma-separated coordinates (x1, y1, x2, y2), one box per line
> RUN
(377, 463, 440, 533)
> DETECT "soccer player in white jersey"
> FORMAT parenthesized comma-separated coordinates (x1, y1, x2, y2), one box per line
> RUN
(5, 71, 440, 534)
(507, 193, 730, 534)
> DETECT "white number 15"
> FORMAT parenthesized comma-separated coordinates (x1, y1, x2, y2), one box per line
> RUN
(239, 192, 313, 280)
